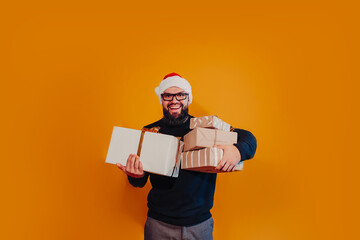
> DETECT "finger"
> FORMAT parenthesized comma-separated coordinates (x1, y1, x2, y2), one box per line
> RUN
(128, 155, 136, 173)
(227, 164, 235, 172)
(222, 162, 231, 172)
(134, 158, 140, 170)
(126, 154, 133, 170)
(130, 159, 144, 178)
(135, 167, 144, 177)
(215, 159, 226, 170)
(139, 161, 143, 173)
(226, 163, 235, 172)
(231, 165, 237, 172)
(215, 145, 225, 150)
(135, 157, 143, 174)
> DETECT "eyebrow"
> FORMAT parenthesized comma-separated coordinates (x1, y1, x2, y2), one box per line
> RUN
(163, 91, 187, 94)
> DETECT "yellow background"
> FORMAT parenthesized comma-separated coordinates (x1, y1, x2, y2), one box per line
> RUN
(1, 1, 358, 239)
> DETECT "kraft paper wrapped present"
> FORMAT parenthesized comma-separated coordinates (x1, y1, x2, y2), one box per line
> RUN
(190, 115, 231, 131)
(105, 126, 183, 177)
(181, 147, 244, 173)
(183, 127, 238, 152)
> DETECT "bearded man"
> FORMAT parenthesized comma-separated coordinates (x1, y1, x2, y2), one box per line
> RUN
(117, 73, 257, 240)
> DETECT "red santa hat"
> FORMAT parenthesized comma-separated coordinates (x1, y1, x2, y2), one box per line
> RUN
(155, 73, 193, 104)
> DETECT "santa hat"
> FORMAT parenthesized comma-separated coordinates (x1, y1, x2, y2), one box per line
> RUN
(155, 73, 193, 104)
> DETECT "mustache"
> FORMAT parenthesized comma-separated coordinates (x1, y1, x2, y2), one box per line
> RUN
(167, 103, 183, 108)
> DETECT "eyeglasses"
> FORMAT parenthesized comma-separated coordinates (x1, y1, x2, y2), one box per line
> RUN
(161, 92, 189, 101)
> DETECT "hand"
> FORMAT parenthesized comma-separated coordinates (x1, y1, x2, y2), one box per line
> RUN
(215, 145, 241, 172)
(116, 154, 145, 178)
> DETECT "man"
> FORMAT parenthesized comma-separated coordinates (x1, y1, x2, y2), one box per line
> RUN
(117, 73, 257, 239)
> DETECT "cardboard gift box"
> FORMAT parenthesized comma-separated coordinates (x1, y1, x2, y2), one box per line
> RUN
(190, 115, 231, 131)
(183, 127, 238, 152)
(105, 126, 183, 177)
(181, 147, 244, 173)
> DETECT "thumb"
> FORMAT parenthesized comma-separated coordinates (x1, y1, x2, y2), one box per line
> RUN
(116, 163, 126, 172)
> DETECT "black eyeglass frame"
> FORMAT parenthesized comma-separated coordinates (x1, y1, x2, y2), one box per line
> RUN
(161, 93, 189, 101)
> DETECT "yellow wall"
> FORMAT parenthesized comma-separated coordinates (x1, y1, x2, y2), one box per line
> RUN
(1, 1, 358, 239)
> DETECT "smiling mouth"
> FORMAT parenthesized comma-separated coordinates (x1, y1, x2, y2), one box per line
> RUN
(168, 104, 182, 110)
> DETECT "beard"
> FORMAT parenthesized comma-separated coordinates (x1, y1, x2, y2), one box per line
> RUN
(162, 104, 189, 126)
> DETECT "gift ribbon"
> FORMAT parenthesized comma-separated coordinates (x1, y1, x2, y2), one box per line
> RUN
(138, 127, 161, 156)
(171, 137, 182, 177)
(137, 129, 146, 157)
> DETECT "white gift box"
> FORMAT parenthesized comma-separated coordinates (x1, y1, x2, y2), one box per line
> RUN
(181, 147, 244, 173)
(105, 126, 183, 177)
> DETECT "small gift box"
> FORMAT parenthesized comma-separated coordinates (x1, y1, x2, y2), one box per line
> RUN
(181, 147, 243, 173)
(183, 127, 237, 152)
(190, 115, 231, 131)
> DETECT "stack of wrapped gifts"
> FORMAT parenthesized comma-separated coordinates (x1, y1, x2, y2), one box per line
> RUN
(181, 116, 244, 173)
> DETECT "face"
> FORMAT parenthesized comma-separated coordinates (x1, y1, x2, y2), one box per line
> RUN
(161, 87, 189, 119)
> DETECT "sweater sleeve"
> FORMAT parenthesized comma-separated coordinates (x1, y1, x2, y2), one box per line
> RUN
(128, 172, 149, 188)
(232, 128, 257, 161)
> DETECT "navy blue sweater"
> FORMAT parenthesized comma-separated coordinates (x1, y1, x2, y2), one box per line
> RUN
(128, 116, 257, 226)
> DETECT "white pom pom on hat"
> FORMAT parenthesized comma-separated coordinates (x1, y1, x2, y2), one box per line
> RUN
(155, 73, 193, 104)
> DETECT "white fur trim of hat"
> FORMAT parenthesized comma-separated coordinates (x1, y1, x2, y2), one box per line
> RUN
(154, 73, 193, 104)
